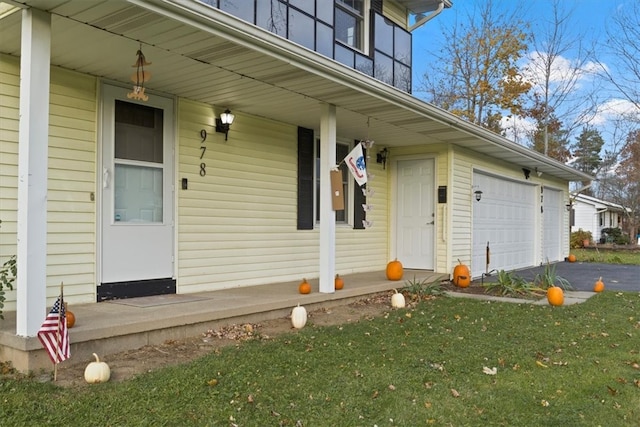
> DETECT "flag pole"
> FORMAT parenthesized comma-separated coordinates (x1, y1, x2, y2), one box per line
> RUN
(54, 281, 64, 381)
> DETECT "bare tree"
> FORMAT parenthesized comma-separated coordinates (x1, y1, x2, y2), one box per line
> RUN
(521, 0, 599, 156)
(596, 2, 640, 112)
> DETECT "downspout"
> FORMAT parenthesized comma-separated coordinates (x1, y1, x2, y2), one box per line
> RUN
(408, 0, 445, 32)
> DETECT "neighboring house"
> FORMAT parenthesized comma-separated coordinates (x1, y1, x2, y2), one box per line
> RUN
(571, 193, 628, 243)
(0, 0, 591, 346)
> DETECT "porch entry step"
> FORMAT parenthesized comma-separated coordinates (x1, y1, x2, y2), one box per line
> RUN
(97, 278, 176, 302)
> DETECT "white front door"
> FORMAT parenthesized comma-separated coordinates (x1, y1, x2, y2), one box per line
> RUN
(396, 158, 435, 270)
(100, 84, 174, 288)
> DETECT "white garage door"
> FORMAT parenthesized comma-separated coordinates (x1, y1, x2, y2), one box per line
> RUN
(542, 187, 563, 263)
(472, 172, 536, 278)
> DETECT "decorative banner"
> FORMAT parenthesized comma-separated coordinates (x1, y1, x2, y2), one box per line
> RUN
(330, 169, 344, 211)
(344, 143, 367, 186)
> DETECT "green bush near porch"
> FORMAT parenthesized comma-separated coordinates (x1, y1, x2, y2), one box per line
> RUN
(1, 292, 638, 426)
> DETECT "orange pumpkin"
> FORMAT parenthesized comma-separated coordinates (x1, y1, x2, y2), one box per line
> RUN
(567, 254, 577, 263)
(453, 259, 471, 288)
(593, 276, 604, 292)
(547, 286, 564, 306)
(386, 259, 404, 281)
(64, 303, 75, 328)
(334, 274, 344, 290)
(298, 278, 311, 294)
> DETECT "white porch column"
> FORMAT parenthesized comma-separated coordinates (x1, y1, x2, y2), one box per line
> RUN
(16, 8, 51, 337)
(318, 104, 337, 293)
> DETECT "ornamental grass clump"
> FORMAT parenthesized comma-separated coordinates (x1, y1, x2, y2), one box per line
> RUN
(483, 269, 544, 298)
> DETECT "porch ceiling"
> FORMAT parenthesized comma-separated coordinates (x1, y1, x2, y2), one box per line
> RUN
(0, 0, 592, 182)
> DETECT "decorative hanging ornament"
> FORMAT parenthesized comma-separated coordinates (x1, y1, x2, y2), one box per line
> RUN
(127, 47, 152, 101)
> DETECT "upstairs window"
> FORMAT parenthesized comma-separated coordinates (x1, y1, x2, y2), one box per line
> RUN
(335, 0, 365, 50)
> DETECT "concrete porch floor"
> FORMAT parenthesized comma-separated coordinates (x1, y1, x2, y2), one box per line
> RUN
(0, 270, 446, 373)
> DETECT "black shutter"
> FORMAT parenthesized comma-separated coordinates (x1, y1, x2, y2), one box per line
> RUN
(353, 145, 366, 229)
(297, 127, 314, 230)
(371, 0, 383, 14)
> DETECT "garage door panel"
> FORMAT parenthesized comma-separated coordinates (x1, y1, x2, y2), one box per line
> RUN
(472, 172, 536, 277)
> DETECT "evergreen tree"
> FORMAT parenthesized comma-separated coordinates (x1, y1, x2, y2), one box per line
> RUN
(571, 127, 604, 193)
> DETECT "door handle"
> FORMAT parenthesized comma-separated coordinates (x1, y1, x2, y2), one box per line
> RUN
(103, 168, 110, 189)
(427, 221, 434, 225)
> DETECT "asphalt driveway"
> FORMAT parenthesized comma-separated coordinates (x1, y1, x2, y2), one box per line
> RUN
(481, 262, 639, 292)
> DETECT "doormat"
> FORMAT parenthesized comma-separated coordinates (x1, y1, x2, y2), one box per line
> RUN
(108, 294, 211, 308)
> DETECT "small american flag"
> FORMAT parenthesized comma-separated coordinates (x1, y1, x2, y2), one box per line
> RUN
(37, 296, 70, 364)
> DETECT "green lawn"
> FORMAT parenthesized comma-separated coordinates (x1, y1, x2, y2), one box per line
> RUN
(570, 248, 640, 265)
(2, 292, 639, 426)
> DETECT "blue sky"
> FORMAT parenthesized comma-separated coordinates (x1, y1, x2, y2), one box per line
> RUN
(410, 0, 636, 150)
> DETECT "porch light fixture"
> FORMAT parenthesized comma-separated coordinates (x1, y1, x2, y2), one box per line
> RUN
(376, 147, 388, 169)
(216, 109, 235, 141)
(474, 190, 483, 202)
(522, 168, 531, 180)
(566, 201, 573, 211)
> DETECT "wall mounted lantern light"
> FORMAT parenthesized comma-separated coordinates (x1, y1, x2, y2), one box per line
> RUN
(522, 168, 531, 180)
(565, 201, 573, 211)
(474, 190, 483, 202)
(376, 147, 388, 169)
(215, 109, 235, 141)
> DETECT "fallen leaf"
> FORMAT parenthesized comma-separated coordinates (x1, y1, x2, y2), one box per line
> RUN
(541, 399, 549, 407)
(482, 366, 497, 375)
(451, 388, 460, 397)
(388, 384, 396, 390)
(207, 378, 218, 386)
(607, 385, 618, 396)
(536, 360, 548, 368)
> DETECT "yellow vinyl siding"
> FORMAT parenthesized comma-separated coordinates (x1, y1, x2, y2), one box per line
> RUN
(46, 67, 97, 303)
(0, 54, 97, 308)
(384, 1, 409, 28)
(177, 99, 389, 292)
(178, 99, 306, 292)
(0, 54, 19, 309)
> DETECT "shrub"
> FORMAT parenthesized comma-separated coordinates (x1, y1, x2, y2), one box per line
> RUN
(570, 229, 592, 248)
(600, 227, 630, 245)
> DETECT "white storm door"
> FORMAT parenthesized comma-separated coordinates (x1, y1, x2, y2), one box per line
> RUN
(396, 159, 435, 270)
(101, 85, 174, 283)
(542, 187, 562, 263)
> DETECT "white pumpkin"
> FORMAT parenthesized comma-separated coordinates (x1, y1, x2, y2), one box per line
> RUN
(391, 289, 406, 308)
(84, 353, 111, 384)
(291, 304, 307, 329)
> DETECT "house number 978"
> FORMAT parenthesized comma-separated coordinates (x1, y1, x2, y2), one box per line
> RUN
(199, 129, 207, 176)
